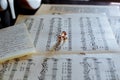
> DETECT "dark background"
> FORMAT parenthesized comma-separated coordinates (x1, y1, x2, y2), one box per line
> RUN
(0, 0, 120, 29)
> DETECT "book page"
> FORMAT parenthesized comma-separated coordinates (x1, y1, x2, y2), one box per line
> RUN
(0, 23, 36, 63)
(0, 55, 42, 80)
(24, 13, 120, 53)
(15, 4, 120, 24)
(1, 53, 120, 80)
(36, 4, 120, 16)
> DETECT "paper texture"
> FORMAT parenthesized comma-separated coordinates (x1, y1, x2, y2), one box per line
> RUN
(36, 4, 120, 16)
(15, 4, 120, 24)
(24, 13, 120, 53)
(0, 53, 120, 80)
(2, 4, 120, 80)
(35, 4, 120, 47)
(109, 16, 120, 46)
(0, 23, 36, 63)
(15, 4, 120, 49)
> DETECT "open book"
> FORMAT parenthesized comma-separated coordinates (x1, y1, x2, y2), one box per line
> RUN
(16, 4, 120, 48)
(23, 13, 120, 53)
(35, 4, 120, 47)
(0, 23, 36, 63)
(0, 53, 120, 80)
(2, 5, 120, 63)
(0, 4, 120, 80)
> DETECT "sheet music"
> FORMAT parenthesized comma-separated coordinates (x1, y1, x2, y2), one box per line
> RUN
(0, 55, 43, 80)
(109, 16, 120, 46)
(36, 4, 120, 16)
(24, 14, 120, 53)
(1, 53, 120, 80)
(0, 23, 36, 63)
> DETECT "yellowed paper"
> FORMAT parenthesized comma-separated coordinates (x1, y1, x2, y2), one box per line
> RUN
(1, 53, 120, 80)
(0, 23, 36, 63)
